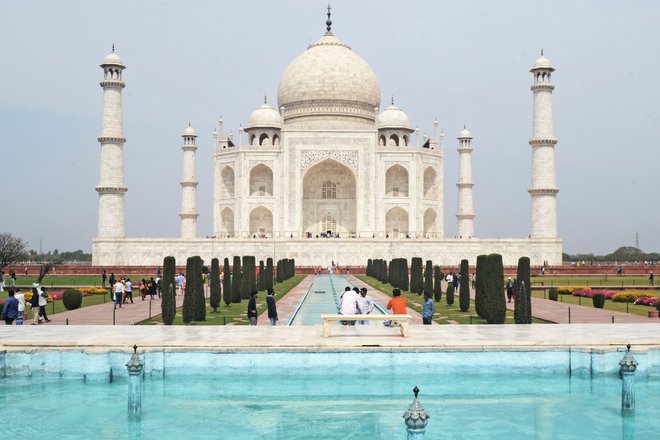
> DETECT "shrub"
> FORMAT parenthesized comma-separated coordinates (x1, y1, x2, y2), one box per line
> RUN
(459, 259, 470, 312)
(242, 256, 256, 300)
(592, 293, 605, 309)
(410, 257, 423, 294)
(161, 256, 177, 325)
(656, 301, 660, 312)
(485, 254, 506, 324)
(475, 255, 488, 318)
(549, 288, 559, 301)
(557, 286, 590, 295)
(222, 258, 232, 306)
(265, 258, 274, 290)
(572, 289, 616, 299)
(424, 260, 433, 295)
(192, 256, 206, 322)
(433, 266, 442, 302)
(182, 257, 196, 323)
(210, 258, 221, 313)
(62, 289, 82, 310)
(515, 256, 531, 324)
(78, 287, 107, 295)
(232, 256, 242, 303)
(258, 260, 266, 291)
(612, 291, 653, 303)
(446, 284, 454, 306)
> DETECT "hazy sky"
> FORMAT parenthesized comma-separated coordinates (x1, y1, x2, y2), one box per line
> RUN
(2, 0, 658, 255)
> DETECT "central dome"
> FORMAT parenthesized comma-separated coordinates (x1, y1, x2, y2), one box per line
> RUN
(277, 32, 381, 126)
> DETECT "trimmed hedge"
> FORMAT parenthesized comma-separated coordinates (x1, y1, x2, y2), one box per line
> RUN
(62, 289, 82, 310)
(514, 256, 531, 324)
(242, 256, 256, 299)
(210, 258, 221, 312)
(258, 260, 266, 291)
(192, 256, 205, 322)
(433, 266, 443, 302)
(410, 257, 423, 294)
(424, 260, 433, 296)
(592, 293, 605, 309)
(222, 258, 231, 306)
(266, 258, 274, 290)
(446, 284, 455, 306)
(231, 256, 242, 303)
(182, 257, 196, 323)
(161, 256, 177, 325)
(459, 259, 470, 312)
(475, 254, 488, 319)
(549, 288, 559, 301)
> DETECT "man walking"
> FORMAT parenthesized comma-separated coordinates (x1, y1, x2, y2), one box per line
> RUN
(30, 287, 41, 324)
(38, 287, 51, 322)
(15, 288, 25, 325)
(114, 279, 124, 309)
(102, 270, 107, 288)
(247, 291, 258, 325)
(422, 291, 435, 325)
(1, 289, 19, 325)
(125, 278, 134, 303)
(266, 288, 278, 325)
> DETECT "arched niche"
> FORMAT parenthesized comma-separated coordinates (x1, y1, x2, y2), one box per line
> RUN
(423, 208, 437, 237)
(220, 207, 234, 237)
(220, 166, 235, 198)
(385, 164, 409, 197)
(385, 207, 409, 238)
(249, 206, 273, 237)
(249, 164, 273, 196)
(423, 167, 437, 198)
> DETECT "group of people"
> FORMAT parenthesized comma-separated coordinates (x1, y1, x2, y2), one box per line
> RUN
(247, 288, 278, 326)
(1, 285, 50, 325)
(111, 276, 160, 309)
(338, 286, 375, 325)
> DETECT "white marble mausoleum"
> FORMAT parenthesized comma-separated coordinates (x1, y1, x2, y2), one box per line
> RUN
(93, 12, 562, 267)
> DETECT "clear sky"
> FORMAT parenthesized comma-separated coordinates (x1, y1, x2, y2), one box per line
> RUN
(1, 0, 658, 256)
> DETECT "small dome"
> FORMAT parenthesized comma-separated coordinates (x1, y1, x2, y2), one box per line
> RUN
(247, 103, 282, 129)
(183, 125, 197, 136)
(102, 49, 124, 67)
(377, 104, 410, 129)
(458, 127, 472, 139)
(532, 54, 552, 70)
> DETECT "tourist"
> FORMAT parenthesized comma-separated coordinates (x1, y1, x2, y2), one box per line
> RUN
(385, 288, 407, 326)
(357, 287, 374, 325)
(339, 286, 359, 325)
(247, 291, 258, 325)
(156, 276, 162, 298)
(38, 287, 51, 322)
(10, 270, 16, 287)
(148, 277, 157, 300)
(102, 270, 107, 288)
(140, 279, 148, 300)
(506, 277, 515, 303)
(650, 272, 655, 286)
(422, 291, 434, 325)
(177, 273, 185, 294)
(1, 289, 19, 325)
(24, 267, 28, 277)
(452, 272, 459, 291)
(30, 287, 41, 324)
(266, 288, 278, 325)
(109, 272, 116, 291)
(114, 279, 124, 309)
(125, 278, 134, 303)
(15, 288, 25, 325)
(0, 270, 4, 291)
(445, 272, 453, 286)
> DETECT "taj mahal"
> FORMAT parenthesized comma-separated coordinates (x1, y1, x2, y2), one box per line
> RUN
(92, 10, 561, 267)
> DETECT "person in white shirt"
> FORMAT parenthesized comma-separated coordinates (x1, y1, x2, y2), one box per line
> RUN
(356, 287, 374, 325)
(114, 280, 124, 309)
(339, 286, 359, 326)
(15, 288, 25, 325)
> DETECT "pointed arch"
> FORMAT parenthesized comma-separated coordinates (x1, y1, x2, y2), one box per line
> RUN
(220, 166, 235, 198)
(259, 133, 270, 146)
(388, 134, 400, 147)
(249, 164, 273, 196)
(385, 164, 409, 197)
(385, 207, 409, 238)
(423, 167, 437, 198)
(220, 207, 234, 237)
(423, 208, 437, 237)
(249, 206, 273, 237)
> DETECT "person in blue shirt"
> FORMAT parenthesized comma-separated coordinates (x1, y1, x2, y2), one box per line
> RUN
(422, 291, 435, 325)
(2, 289, 19, 325)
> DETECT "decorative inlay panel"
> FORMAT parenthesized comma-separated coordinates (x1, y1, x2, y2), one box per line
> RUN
(301, 150, 358, 173)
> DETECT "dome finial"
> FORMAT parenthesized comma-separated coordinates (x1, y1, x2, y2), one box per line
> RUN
(264, 93, 267, 104)
(541, 48, 544, 56)
(326, 4, 332, 33)
(391, 95, 394, 105)
(112, 43, 115, 52)
(464, 123, 466, 129)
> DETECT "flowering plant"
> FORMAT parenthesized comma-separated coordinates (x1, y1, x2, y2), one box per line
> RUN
(558, 286, 591, 295)
(612, 291, 653, 303)
(634, 296, 660, 307)
(572, 289, 616, 299)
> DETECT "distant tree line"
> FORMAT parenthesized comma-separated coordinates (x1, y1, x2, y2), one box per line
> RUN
(563, 246, 659, 263)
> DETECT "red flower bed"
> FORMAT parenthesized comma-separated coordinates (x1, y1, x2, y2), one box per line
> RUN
(634, 296, 660, 307)
(572, 289, 616, 299)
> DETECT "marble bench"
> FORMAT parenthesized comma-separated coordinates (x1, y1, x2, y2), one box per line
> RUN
(320, 314, 412, 337)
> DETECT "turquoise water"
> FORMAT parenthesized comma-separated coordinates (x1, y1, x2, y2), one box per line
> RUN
(290, 275, 384, 325)
(1, 372, 657, 439)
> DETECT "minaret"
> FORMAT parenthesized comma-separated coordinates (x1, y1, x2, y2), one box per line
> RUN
(96, 46, 127, 238)
(180, 124, 199, 239)
(529, 51, 559, 238)
(456, 126, 475, 239)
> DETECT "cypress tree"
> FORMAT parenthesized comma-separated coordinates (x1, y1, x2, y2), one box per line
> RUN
(222, 257, 231, 306)
(231, 256, 242, 303)
(446, 284, 455, 305)
(242, 256, 256, 299)
(161, 256, 176, 325)
(424, 260, 433, 295)
(515, 256, 532, 324)
(210, 258, 221, 313)
(383, 260, 389, 284)
(475, 254, 487, 319)
(193, 256, 206, 321)
(433, 265, 442, 302)
(367, 259, 372, 277)
(486, 254, 506, 324)
(182, 256, 196, 323)
(266, 258, 274, 290)
(401, 258, 409, 291)
(276, 259, 281, 283)
(258, 260, 266, 291)
(410, 257, 423, 294)
(459, 259, 470, 312)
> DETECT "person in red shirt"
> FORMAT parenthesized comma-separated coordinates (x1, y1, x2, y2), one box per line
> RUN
(385, 288, 407, 326)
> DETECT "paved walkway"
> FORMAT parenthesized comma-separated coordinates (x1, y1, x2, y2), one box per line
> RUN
(32, 295, 165, 325)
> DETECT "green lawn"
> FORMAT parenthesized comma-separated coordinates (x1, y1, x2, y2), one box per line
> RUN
(532, 290, 657, 317)
(356, 275, 547, 324)
(140, 275, 305, 325)
(11, 275, 147, 288)
(0, 292, 111, 318)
